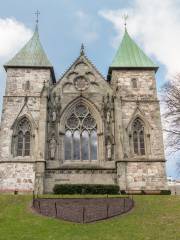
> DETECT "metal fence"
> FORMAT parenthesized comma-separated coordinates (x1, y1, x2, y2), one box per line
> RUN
(32, 196, 134, 223)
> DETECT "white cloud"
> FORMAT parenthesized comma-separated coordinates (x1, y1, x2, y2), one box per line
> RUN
(0, 18, 32, 115)
(74, 10, 99, 44)
(99, 0, 180, 77)
(0, 18, 32, 61)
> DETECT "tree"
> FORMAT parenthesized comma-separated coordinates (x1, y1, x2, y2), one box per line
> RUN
(162, 76, 180, 177)
(162, 75, 180, 153)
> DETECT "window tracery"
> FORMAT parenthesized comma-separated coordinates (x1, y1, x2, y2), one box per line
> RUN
(132, 118, 145, 155)
(14, 117, 31, 157)
(64, 103, 97, 161)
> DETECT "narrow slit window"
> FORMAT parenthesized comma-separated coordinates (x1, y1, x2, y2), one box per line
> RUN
(132, 78, 137, 88)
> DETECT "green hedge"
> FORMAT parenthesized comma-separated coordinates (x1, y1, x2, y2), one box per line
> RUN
(53, 184, 120, 195)
(160, 190, 171, 195)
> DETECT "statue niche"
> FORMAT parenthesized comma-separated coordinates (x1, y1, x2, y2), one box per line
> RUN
(102, 94, 115, 161)
(47, 92, 61, 123)
(48, 134, 57, 160)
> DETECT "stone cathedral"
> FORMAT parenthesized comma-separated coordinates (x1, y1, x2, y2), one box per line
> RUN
(0, 25, 167, 193)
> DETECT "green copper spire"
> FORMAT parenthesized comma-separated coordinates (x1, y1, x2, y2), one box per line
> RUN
(4, 25, 52, 68)
(110, 29, 158, 70)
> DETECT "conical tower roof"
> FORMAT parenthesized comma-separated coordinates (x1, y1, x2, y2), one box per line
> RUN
(4, 25, 53, 69)
(109, 29, 158, 73)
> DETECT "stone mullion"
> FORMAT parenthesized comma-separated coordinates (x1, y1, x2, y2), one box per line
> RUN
(89, 131, 91, 162)
(80, 131, 82, 162)
(137, 131, 140, 156)
(22, 133, 25, 157)
(71, 131, 74, 161)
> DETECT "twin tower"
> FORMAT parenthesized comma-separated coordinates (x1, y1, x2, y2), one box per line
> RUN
(0, 25, 167, 193)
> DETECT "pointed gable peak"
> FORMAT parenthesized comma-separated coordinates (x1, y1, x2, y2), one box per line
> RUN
(4, 24, 53, 69)
(109, 28, 158, 72)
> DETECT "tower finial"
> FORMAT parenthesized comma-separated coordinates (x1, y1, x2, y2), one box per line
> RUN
(34, 10, 40, 30)
(123, 14, 128, 30)
(80, 43, 85, 55)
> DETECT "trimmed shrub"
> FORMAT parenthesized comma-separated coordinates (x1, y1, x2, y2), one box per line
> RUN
(53, 184, 120, 195)
(160, 190, 171, 195)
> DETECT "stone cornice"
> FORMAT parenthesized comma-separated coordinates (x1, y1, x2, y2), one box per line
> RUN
(0, 160, 45, 164)
(116, 158, 166, 163)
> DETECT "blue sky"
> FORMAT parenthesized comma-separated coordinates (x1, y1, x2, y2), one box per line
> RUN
(0, 0, 179, 178)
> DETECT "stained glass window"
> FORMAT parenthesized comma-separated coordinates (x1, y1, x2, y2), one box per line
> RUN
(64, 103, 97, 161)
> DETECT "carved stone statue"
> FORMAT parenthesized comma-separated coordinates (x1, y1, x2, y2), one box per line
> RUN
(106, 110, 111, 124)
(52, 111, 56, 122)
(49, 136, 56, 159)
(107, 141, 112, 160)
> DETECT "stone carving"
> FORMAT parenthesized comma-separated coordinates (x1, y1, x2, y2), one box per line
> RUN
(107, 140, 112, 160)
(74, 62, 88, 72)
(49, 136, 56, 160)
(52, 111, 56, 122)
(47, 92, 61, 122)
(74, 76, 90, 91)
(102, 94, 115, 161)
(106, 110, 111, 124)
(86, 72, 96, 82)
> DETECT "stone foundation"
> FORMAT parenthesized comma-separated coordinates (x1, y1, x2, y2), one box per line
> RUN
(0, 162, 35, 192)
(117, 161, 167, 191)
(44, 169, 117, 193)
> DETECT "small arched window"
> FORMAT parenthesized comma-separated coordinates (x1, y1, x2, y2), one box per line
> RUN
(64, 103, 97, 161)
(15, 118, 31, 157)
(132, 118, 145, 155)
(25, 81, 30, 91)
(131, 78, 138, 89)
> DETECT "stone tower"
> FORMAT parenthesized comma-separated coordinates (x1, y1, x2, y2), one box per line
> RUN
(108, 29, 167, 191)
(0, 25, 167, 194)
(0, 26, 55, 193)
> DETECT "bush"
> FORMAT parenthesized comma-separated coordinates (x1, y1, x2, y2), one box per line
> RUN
(53, 184, 120, 195)
(160, 190, 171, 195)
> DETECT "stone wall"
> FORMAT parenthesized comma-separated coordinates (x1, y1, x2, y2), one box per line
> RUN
(117, 161, 167, 190)
(0, 162, 35, 192)
(111, 69, 165, 160)
(44, 169, 117, 193)
(0, 68, 51, 162)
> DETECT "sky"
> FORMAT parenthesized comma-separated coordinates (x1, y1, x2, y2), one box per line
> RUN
(0, 0, 179, 179)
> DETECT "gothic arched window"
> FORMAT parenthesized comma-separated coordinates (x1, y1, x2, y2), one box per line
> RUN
(64, 103, 97, 161)
(132, 118, 145, 155)
(15, 118, 31, 157)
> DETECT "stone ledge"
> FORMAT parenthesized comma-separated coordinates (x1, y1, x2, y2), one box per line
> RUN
(46, 164, 116, 170)
(0, 160, 43, 163)
(116, 159, 166, 163)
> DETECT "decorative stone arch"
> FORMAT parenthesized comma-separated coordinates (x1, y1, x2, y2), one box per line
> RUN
(126, 109, 152, 158)
(58, 97, 104, 164)
(11, 114, 36, 158)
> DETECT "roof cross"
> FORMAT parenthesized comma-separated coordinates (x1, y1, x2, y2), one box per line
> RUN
(123, 14, 128, 29)
(80, 43, 85, 55)
(35, 10, 40, 24)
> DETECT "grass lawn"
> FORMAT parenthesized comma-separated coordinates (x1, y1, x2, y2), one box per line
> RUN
(0, 195, 179, 240)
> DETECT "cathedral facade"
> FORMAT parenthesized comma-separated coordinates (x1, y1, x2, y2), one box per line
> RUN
(0, 26, 167, 193)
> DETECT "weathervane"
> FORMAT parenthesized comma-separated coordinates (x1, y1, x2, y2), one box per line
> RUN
(35, 10, 40, 24)
(123, 14, 128, 29)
